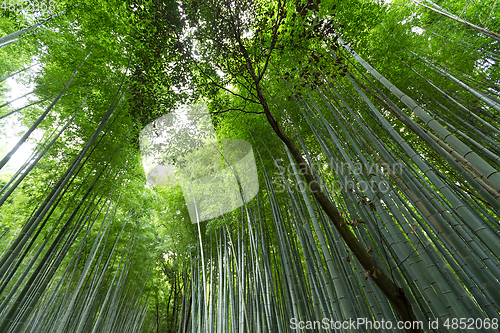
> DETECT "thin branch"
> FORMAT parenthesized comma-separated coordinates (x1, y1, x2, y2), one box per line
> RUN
(210, 108, 264, 115)
(257, 4, 284, 82)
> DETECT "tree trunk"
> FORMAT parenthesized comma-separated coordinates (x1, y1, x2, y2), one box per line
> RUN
(234, 29, 423, 333)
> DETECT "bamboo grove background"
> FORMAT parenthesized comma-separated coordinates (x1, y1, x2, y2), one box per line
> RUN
(0, 0, 499, 332)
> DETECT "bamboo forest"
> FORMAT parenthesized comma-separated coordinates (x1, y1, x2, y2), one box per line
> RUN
(0, 0, 499, 332)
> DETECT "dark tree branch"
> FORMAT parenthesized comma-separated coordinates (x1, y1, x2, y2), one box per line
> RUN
(230, 7, 422, 332)
(191, 59, 260, 104)
(210, 108, 264, 115)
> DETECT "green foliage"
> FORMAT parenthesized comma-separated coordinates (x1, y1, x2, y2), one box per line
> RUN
(1, 0, 500, 331)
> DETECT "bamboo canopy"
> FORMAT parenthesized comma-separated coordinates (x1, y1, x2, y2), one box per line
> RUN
(0, 0, 499, 332)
